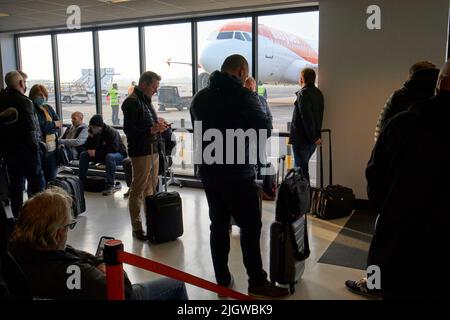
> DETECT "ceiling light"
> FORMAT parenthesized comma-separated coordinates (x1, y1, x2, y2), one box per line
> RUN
(98, 0, 132, 3)
(0, 12, 10, 17)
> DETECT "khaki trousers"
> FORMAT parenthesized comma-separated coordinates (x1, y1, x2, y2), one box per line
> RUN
(128, 153, 159, 231)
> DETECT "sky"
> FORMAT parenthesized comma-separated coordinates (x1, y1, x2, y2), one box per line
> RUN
(19, 11, 318, 85)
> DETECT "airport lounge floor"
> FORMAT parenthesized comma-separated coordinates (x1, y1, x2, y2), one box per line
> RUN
(7, 181, 370, 300)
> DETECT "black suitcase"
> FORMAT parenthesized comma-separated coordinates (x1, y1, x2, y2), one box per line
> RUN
(311, 129, 355, 219)
(270, 214, 310, 293)
(145, 141, 183, 244)
(49, 176, 86, 217)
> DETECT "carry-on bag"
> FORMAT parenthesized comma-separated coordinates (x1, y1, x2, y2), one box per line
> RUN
(310, 129, 355, 219)
(145, 141, 183, 244)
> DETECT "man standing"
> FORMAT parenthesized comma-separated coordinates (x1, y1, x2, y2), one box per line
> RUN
(59, 111, 88, 160)
(289, 68, 324, 181)
(373, 61, 439, 141)
(78, 115, 127, 196)
(190, 54, 289, 298)
(359, 60, 450, 299)
(0, 71, 45, 217)
(121, 72, 169, 240)
(107, 83, 120, 125)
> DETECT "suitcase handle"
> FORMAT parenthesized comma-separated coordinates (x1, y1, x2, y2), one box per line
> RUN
(319, 129, 332, 188)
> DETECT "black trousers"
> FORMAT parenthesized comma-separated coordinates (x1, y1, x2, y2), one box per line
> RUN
(202, 176, 267, 287)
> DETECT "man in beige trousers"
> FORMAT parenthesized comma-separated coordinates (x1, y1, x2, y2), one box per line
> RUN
(121, 71, 169, 240)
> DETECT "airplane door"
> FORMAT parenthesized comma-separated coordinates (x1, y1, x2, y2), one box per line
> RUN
(265, 38, 274, 59)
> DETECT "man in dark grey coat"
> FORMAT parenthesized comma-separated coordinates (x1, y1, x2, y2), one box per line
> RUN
(289, 68, 324, 181)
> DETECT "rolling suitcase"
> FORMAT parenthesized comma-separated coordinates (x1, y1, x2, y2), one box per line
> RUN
(311, 129, 355, 219)
(145, 141, 183, 244)
(270, 214, 310, 293)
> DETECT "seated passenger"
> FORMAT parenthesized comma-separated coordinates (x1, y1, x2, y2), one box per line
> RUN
(79, 115, 127, 196)
(9, 187, 189, 300)
(59, 111, 88, 160)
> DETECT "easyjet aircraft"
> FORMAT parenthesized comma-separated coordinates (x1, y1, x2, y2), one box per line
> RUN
(167, 21, 318, 89)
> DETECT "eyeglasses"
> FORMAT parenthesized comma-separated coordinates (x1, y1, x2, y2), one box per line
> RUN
(63, 220, 77, 230)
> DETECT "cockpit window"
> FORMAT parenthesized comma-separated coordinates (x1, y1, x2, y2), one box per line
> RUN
(207, 31, 219, 40)
(216, 32, 234, 40)
(243, 32, 252, 41)
(234, 32, 245, 41)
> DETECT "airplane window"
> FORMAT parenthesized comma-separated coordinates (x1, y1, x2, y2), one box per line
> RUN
(243, 32, 252, 41)
(234, 32, 245, 41)
(217, 32, 234, 40)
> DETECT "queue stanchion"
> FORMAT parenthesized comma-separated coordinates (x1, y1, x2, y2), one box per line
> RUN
(104, 239, 125, 300)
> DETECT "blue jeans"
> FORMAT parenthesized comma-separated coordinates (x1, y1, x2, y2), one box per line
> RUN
(132, 278, 188, 300)
(79, 151, 123, 186)
(292, 143, 316, 181)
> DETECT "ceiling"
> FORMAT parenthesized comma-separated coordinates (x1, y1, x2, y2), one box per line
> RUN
(0, 0, 315, 34)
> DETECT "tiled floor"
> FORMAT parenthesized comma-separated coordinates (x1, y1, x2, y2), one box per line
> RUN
(57, 182, 369, 300)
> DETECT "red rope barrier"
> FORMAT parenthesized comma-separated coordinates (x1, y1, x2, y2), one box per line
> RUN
(118, 251, 251, 300)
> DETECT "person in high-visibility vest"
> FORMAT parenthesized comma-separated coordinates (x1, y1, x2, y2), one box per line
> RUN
(107, 83, 120, 125)
(257, 80, 267, 99)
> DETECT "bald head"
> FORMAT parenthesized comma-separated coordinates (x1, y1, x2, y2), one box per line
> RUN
(221, 54, 249, 83)
(436, 59, 450, 93)
(244, 76, 257, 92)
(71, 111, 84, 127)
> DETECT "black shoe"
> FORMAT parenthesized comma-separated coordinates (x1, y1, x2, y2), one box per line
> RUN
(345, 278, 381, 299)
(218, 275, 235, 298)
(248, 280, 290, 299)
(132, 230, 148, 241)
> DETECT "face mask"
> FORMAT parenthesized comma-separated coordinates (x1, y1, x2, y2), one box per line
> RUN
(33, 97, 45, 106)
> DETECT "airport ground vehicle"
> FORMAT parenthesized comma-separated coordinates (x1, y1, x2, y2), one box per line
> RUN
(157, 86, 191, 111)
(60, 83, 89, 104)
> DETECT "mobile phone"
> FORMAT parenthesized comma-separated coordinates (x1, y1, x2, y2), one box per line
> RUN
(95, 236, 115, 259)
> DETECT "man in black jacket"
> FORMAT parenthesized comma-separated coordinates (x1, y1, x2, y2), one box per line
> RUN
(289, 68, 324, 181)
(121, 71, 169, 240)
(78, 115, 127, 196)
(373, 61, 440, 141)
(0, 71, 45, 217)
(190, 54, 289, 299)
(361, 60, 450, 299)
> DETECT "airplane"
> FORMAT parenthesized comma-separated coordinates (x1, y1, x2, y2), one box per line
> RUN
(168, 21, 318, 89)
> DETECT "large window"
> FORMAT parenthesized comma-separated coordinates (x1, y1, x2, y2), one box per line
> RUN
(19, 35, 55, 104)
(197, 17, 253, 92)
(145, 23, 192, 129)
(257, 12, 319, 185)
(57, 32, 96, 123)
(257, 11, 319, 133)
(98, 28, 139, 126)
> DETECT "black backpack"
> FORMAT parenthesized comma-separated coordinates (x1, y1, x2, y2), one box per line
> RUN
(275, 167, 310, 224)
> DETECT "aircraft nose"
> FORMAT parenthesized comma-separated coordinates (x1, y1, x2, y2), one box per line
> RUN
(199, 42, 219, 73)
